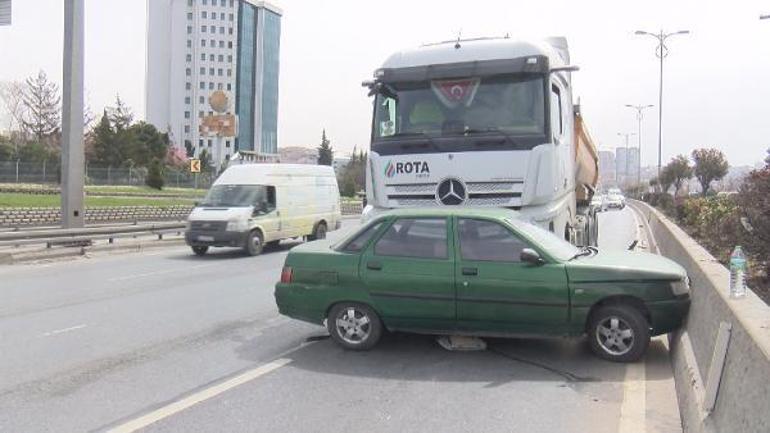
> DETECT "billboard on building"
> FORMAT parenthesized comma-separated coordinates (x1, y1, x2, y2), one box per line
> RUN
(199, 114, 238, 137)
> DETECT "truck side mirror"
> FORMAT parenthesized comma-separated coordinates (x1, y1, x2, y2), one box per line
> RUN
(520, 248, 544, 266)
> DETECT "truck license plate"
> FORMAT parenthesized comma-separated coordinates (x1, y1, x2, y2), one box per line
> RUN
(198, 235, 214, 242)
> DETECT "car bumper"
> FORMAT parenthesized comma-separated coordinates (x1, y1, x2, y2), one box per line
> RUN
(185, 230, 248, 248)
(274, 283, 326, 325)
(647, 295, 691, 335)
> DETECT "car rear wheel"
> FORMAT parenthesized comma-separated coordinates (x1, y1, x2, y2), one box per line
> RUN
(244, 230, 264, 256)
(308, 222, 327, 241)
(191, 246, 208, 256)
(588, 305, 650, 362)
(327, 303, 382, 351)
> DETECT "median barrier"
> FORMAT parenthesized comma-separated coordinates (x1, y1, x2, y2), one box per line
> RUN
(632, 200, 770, 433)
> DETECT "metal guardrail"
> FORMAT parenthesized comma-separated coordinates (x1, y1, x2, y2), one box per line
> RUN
(0, 222, 186, 248)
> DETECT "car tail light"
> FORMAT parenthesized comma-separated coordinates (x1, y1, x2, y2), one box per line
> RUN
(280, 266, 293, 283)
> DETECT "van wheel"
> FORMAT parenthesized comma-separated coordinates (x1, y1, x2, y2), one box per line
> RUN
(588, 305, 650, 362)
(244, 230, 264, 256)
(327, 303, 382, 351)
(192, 246, 208, 256)
(308, 222, 327, 241)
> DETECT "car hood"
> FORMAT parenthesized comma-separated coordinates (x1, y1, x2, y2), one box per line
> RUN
(566, 250, 686, 282)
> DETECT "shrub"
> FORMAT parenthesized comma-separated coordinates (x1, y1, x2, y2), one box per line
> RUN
(145, 158, 165, 190)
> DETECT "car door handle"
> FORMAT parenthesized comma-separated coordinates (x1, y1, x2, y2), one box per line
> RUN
(461, 267, 478, 276)
(366, 261, 382, 271)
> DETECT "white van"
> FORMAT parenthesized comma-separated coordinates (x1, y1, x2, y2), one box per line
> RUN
(185, 164, 342, 256)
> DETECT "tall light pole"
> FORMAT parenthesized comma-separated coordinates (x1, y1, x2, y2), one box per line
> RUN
(617, 132, 636, 189)
(61, 0, 85, 227)
(634, 29, 690, 181)
(625, 104, 654, 187)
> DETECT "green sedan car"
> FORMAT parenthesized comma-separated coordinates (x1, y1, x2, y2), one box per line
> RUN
(274, 208, 690, 362)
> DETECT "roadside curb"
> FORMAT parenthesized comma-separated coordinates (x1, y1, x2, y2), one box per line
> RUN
(1, 238, 186, 264)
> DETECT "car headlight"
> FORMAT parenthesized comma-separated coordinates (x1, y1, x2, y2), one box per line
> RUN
(670, 276, 690, 296)
(226, 219, 248, 231)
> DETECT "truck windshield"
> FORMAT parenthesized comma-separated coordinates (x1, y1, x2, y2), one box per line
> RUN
(199, 184, 276, 211)
(372, 75, 546, 154)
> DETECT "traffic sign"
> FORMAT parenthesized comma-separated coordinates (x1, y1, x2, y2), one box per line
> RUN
(190, 159, 201, 173)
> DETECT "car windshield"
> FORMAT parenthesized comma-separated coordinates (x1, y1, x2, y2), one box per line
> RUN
(199, 184, 271, 208)
(508, 218, 580, 261)
(372, 74, 546, 153)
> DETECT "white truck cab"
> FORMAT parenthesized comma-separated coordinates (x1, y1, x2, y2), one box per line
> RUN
(185, 164, 342, 256)
(362, 37, 599, 246)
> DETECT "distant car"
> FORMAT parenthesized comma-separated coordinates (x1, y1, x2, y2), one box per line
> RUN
(606, 194, 625, 210)
(591, 194, 607, 212)
(275, 208, 690, 362)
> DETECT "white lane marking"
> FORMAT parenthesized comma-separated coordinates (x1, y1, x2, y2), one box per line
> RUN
(107, 358, 292, 433)
(618, 361, 647, 433)
(41, 324, 87, 337)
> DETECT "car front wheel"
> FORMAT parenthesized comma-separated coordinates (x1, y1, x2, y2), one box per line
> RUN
(588, 305, 650, 362)
(327, 303, 382, 351)
(244, 230, 264, 256)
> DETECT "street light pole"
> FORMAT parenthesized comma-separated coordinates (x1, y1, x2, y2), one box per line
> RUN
(625, 104, 654, 187)
(61, 0, 85, 228)
(617, 132, 637, 189)
(634, 29, 690, 181)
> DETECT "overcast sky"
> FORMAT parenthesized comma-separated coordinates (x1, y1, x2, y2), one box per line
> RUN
(1, 0, 769, 166)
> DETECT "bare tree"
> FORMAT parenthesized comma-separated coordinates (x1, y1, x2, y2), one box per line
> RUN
(21, 70, 61, 141)
(0, 81, 26, 150)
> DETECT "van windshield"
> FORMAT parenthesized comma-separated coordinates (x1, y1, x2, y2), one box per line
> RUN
(199, 184, 276, 212)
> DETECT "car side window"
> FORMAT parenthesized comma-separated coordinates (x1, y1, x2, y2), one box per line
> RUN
(342, 222, 383, 253)
(374, 218, 448, 259)
(458, 218, 528, 262)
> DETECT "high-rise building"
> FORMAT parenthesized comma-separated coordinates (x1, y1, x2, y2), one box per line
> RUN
(615, 147, 639, 186)
(598, 150, 616, 186)
(146, 0, 282, 168)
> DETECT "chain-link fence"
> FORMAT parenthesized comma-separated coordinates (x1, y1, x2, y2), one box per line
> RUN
(0, 160, 216, 189)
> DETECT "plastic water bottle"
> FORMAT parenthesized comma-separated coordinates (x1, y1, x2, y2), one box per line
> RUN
(729, 246, 747, 298)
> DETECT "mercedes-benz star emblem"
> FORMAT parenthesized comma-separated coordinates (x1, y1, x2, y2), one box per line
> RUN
(436, 178, 467, 206)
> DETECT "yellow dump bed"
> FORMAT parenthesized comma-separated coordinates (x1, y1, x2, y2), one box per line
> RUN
(573, 112, 599, 202)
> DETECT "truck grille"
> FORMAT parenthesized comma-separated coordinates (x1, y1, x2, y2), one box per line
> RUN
(190, 221, 227, 232)
(385, 181, 523, 208)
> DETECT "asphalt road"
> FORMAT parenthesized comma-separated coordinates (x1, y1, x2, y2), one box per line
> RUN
(0, 208, 680, 433)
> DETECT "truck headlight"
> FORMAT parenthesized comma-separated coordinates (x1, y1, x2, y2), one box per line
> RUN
(226, 219, 247, 231)
(670, 276, 690, 296)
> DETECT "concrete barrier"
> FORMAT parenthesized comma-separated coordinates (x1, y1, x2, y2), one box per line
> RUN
(633, 200, 770, 433)
(0, 206, 193, 227)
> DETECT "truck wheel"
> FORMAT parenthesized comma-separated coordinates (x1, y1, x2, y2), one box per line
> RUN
(244, 230, 264, 256)
(308, 222, 327, 241)
(588, 305, 650, 362)
(192, 246, 208, 256)
(327, 302, 382, 351)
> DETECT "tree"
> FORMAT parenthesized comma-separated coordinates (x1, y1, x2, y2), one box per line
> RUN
(91, 110, 120, 165)
(765, 147, 770, 167)
(692, 148, 729, 196)
(0, 135, 14, 160)
(664, 154, 694, 196)
(21, 70, 60, 140)
(145, 158, 165, 190)
(317, 129, 333, 166)
(126, 121, 168, 166)
(18, 141, 57, 162)
(0, 81, 26, 143)
(658, 166, 675, 195)
(198, 148, 213, 168)
(109, 94, 134, 131)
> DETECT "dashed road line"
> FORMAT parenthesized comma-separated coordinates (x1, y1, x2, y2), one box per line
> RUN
(41, 324, 87, 337)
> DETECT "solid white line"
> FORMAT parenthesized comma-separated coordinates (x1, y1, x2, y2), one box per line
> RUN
(106, 358, 291, 433)
(618, 361, 647, 433)
(41, 324, 87, 337)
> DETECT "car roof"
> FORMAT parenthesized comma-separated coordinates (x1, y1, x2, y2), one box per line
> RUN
(372, 207, 519, 220)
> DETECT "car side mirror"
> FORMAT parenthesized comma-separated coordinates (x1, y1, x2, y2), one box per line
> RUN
(520, 248, 544, 266)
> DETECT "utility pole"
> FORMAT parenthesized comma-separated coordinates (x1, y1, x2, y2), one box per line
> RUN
(635, 29, 690, 180)
(625, 104, 654, 187)
(61, 0, 85, 228)
(617, 132, 636, 189)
